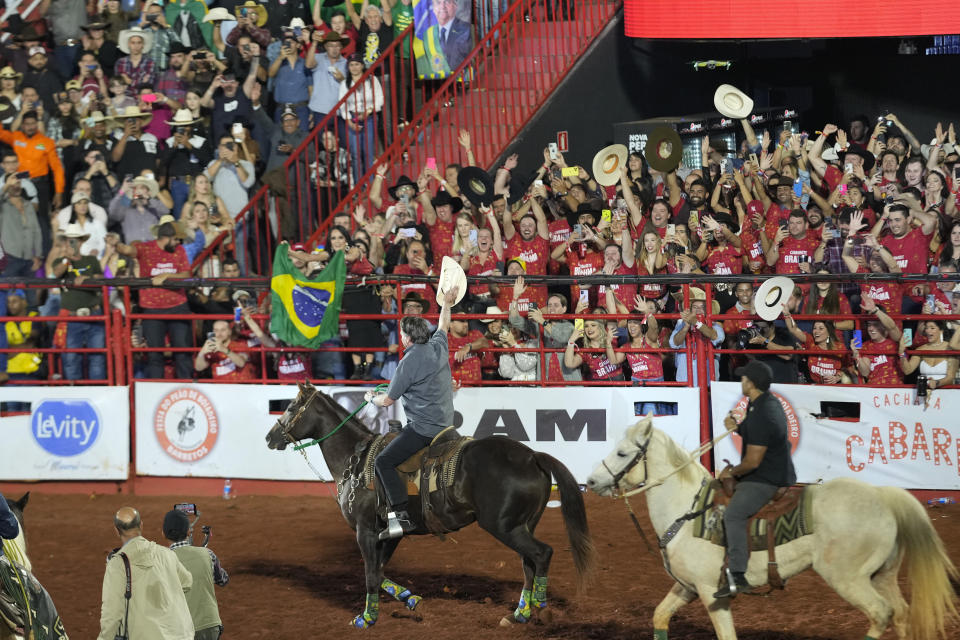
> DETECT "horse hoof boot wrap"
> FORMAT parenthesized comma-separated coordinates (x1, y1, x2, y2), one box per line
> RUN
(350, 614, 376, 629)
(405, 595, 422, 611)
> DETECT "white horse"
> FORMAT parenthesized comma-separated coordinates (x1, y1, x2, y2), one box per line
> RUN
(586, 416, 959, 640)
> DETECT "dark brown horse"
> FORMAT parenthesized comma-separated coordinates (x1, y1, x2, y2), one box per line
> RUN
(265, 382, 595, 629)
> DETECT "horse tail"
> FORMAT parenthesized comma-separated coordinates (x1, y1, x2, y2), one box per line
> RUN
(534, 452, 596, 590)
(879, 486, 959, 640)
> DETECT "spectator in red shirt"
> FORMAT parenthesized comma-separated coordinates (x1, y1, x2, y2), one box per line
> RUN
(552, 203, 606, 308)
(597, 235, 637, 312)
(194, 319, 255, 380)
(461, 206, 502, 302)
(563, 316, 623, 381)
(117, 218, 193, 379)
(804, 267, 854, 332)
(783, 314, 853, 384)
(418, 188, 461, 261)
(755, 174, 795, 240)
(502, 193, 550, 307)
(850, 295, 902, 385)
(766, 209, 820, 275)
(841, 229, 902, 315)
(447, 307, 487, 384)
(870, 201, 938, 312)
(392, 239, 436, 313)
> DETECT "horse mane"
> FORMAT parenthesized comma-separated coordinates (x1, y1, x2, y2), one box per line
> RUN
(635, 418, 707, 487)
(313, 389, 377, 439)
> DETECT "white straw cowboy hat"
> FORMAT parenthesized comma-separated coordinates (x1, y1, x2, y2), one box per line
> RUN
(754, 276, 795, 321)
(0, 66, 22, 81)
(114, 105, 154, 124)
(435, 256, 467, 307)
(62, 222, 91, 239)
(165, 108, 201, 126)
(203, 7, 233, 22)
(235, 1, 268, 27)
(133, 175, 161, 198)
(118, 27, 154, 54)
(592, 144, 628, 187)
(713, 84, 753, 120)
(481, 306, 504, 323)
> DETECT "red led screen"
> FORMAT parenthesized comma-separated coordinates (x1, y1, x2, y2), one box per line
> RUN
(624, 0, 960, 39)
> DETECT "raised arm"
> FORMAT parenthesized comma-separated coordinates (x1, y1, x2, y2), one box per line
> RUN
(437, 286, 458, 334)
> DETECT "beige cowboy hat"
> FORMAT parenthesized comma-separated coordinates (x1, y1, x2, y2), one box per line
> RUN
(481, 306, 505, 323)
(0, 66, 22, 81)
(592, 144, 628, 187)
(133, 175, 161, 198)
(670, 286, 721, 316)
(435, 256, 467, 307)
(235, 1, 268, 27)
(114, 105, 154, 124)
(165, 108, 201, 126)
(754, 276, 795, 321)
(203, 7, 233, 22)
(713, 84, 753, 120)
(87, 110, 114, 125)
(70, 192, 91, 205)
(150, 214, 188, 240)
(61, 222, 91, 239)
(118, 27, 154, 54)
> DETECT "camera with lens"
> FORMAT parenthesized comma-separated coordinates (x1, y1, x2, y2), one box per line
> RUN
(736, 325, 764, 350)
(915, 375, 928, 404)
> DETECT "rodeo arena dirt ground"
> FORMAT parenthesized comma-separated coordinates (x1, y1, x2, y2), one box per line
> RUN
(12, 491, 960, 639)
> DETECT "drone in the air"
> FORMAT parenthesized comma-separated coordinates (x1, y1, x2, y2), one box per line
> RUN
(691, 60, 733, 71)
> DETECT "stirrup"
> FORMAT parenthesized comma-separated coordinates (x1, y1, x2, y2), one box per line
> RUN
(378, 511, 408, 540)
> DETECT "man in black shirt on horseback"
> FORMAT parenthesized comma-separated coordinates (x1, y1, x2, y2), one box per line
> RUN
(714, 360, 797, 599)
(365, 286, 459, 540)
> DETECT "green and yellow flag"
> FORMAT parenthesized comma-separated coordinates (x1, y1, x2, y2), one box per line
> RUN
(270, 245, 346, 348)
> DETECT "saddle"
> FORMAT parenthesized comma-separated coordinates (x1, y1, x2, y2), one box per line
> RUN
(362, 427, 472, 536)
(707, 478, 810, 591)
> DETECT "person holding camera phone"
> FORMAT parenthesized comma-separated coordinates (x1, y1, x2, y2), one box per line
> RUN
(159, 109, 213, 217)
(268, 30, 310, 130)
(163, 507, 229, 640)
(200, 64, 258, 153)
(766, 209, 819, 277)
(194, 318, 254, 379)
(97, 507, 194, 640)
(306, 31, 349, 130)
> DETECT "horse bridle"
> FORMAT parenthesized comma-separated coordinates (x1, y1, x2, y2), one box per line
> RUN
(602, 432, 652, 496)
(279, 387, 320, 445)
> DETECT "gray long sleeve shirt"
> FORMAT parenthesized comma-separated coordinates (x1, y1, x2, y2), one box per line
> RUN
(0, 197, 42, 260)
(508, 308, 581, 381)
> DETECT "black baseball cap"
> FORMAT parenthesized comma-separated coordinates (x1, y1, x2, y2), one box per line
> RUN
(734, 360, 773, 392)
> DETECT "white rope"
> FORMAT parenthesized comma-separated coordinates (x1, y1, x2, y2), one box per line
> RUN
(619, 428, 736, 498)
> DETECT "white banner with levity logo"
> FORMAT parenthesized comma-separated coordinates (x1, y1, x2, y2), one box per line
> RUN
(710, 382, 960, 490)
(0, 386, 129, 480)
(135, 383, 701, 482)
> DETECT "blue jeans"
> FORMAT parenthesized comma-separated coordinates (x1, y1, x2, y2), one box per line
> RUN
(53, 44, 80, 82)
(5, 373, 41, 412)
(169, 177, 191, 219)
(344, 114, 376, 183)
(63, 320, 106, 380)
(2, 256, 38, 307)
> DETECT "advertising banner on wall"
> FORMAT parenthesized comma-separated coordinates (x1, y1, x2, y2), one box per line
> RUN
(710, 382, 960, 490)
(0, 386, 130, 480)
(136, 383, 701, 482)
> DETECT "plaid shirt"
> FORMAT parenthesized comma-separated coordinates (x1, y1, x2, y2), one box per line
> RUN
(146, 27, 180, 70)
(155, 68, 187, 104)
(170, 540, 230, 586)
(114, 55, 156, 91)
(822, 234, 858, 298)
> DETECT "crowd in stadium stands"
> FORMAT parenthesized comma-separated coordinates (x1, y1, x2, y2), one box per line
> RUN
(0, 2, 959, 389)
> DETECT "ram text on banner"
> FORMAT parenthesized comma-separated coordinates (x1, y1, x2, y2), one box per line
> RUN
(395, 386, 702, 482)
(0, 386, 130, 480)
(270, 246, 345, 348)
(710, 381, 960, 490)
(135, 382, 402, 479)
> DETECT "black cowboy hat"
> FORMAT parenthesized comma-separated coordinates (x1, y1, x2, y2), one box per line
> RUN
(13, 23, 44, 42)
(710, 211, 739, 234)
(645, 126, 683, 173)
(168, 42, 191, 56)
(457, 166, 496, 208)
(565, 200, 601, 227)
(431, 190, 463, 213)
(388, 175, 417, 200)
(402, 291, 428, 311)
(840, 143, 876, 172)
(81, 21, 110, 31)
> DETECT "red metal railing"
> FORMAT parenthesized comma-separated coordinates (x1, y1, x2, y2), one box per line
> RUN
(190, 23, 419, 276)
(301, 0, 622, 251)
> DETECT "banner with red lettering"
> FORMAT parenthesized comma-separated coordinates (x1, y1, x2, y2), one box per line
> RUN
(710, 382, 960, 490)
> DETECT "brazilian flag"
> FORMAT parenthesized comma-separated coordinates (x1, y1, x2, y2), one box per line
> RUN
(270, 245, 346, 348)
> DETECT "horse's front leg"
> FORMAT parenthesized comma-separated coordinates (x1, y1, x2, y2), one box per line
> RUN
(351, 526, 385, 629)
(698, 586, 738, 640)
(380, 538, 422, 611)
(651, 582, 697, 639)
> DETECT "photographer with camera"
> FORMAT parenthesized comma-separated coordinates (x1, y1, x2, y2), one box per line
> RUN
(96, 507, 193, 640)
(268, 29, 310, 130)
(737, 316, 801, 384)
(159, 110, 214, 218)
(162, 508, 229, 640)
(180, 49, 225, 90)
